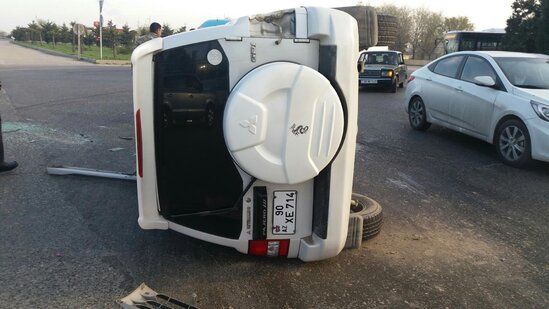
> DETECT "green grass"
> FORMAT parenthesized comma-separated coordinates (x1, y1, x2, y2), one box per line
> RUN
(17, 41, 131, 61)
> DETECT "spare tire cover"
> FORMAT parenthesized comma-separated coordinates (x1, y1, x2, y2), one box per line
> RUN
(223, 62, 345, 184)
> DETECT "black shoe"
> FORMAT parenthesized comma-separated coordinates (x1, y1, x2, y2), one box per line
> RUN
(0, 161, 18, 173)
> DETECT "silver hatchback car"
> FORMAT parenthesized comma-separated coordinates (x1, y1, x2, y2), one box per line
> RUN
(405, 51, 549, 167)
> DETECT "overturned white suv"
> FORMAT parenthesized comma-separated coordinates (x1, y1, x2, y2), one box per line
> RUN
(131, 7, 364, 261)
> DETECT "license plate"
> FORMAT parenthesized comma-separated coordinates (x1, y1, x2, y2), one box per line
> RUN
(361, 79, 377, 84)
(272, 191, 297, 235)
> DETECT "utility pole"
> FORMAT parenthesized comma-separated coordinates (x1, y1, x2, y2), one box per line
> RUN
(99, 0, 104, 60)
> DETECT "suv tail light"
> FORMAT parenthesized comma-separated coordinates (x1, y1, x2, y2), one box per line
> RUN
(136, 109, 143, 178)
(248, 240, 290, 257)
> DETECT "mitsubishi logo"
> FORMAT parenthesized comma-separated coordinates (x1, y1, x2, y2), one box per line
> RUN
(240, 115, 258, 135)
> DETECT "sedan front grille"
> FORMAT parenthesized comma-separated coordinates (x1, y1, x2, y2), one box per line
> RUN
(360, 70, 380, 78)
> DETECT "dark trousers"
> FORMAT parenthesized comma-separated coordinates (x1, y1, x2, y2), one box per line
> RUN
(0, 113, 4, 163)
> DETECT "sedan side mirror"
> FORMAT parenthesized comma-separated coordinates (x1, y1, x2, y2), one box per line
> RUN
(473, 76, 496, 87)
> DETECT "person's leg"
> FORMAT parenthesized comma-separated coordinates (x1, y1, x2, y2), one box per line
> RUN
(0, 113, 4, 164)
(0, 113, 18, 173)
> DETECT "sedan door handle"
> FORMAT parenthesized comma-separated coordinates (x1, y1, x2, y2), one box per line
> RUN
(426, 78, 432, 82)
(454, 87, 463, 92)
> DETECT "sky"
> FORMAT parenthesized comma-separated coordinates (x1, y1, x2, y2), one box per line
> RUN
(1, 0, 515, 33)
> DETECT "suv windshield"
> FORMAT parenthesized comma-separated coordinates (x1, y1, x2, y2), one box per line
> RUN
(361, 52, 398, 65)
(495, 57, 549, 89)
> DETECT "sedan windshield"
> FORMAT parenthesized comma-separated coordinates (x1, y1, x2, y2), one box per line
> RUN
(361, 52, 397, 65)
(495, 57, 549, 89)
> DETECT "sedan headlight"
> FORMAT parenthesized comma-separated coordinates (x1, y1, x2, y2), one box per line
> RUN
(381, 70, 394, 78)
(531, 100, 549, 122)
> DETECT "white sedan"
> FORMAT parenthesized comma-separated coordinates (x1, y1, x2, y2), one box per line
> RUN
(405, 51, 549, 167)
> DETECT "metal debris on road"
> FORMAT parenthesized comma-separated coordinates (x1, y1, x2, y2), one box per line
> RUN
(108, 147, 125, 152)
(119, 283, 199, 309)
(46, 165, 136, 181)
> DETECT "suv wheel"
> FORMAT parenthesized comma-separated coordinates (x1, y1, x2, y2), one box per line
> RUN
(350, 193, 383, 240)
(390, 80, 397, 93)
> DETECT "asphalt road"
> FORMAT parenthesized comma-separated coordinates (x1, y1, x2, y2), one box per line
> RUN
(0, 39, 548, 308)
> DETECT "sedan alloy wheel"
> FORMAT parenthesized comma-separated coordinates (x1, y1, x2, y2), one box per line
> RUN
(496, 119, 531, 167)
(408, 97, 431, 131)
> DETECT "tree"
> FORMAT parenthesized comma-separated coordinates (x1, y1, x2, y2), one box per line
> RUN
(409, 8, 445, 59)
(11, 27, 27, 41)
(162, 24, 174, 37)
(83, 31, 95, 46)
(58, 23, 72, 43)
(503, 0, 541, 52)
(176, 26, 187, 33)
(105, 20, 119, 58)
(37, 20, 59, 45)
(377, 4, 413, 53)
(444, 16, 475, 32)
(70, 21, 77, 52)
(27, 21, 42, 43)
(120, 24, 134, 48)
(92, 23, 100, 47)
(537, 0, 549, 53)
(137, 26, 149, 36)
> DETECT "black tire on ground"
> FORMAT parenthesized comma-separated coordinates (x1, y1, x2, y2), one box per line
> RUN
(350, 193, 383, 240)
(408, 96, 431, 131)
(377, 35, 397, 42)
(377, 14, 397, 49)
(378, 29, 398, 36)
(336, 6, 378, 49)
(377, 14, 397, 23)
(378, 33, 397, 40)
(495, 118, 532, 167)
(390, 80, 397, 93)
(378, 21, 398, 28)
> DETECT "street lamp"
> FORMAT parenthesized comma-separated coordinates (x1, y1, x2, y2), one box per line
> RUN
(99, 0, 104, 60)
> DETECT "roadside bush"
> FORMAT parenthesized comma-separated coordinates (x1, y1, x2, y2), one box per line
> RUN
(118, 46, 133, 55)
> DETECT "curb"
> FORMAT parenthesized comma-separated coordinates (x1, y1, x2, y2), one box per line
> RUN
(10, 41, 131, 66)
(96, 59, 132, 65)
